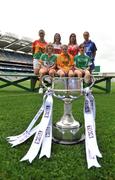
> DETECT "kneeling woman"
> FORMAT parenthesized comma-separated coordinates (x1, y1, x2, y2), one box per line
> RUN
(56, 45, 75, 77)
(74, 44, 92, 83)
(39, 43, 57, 78)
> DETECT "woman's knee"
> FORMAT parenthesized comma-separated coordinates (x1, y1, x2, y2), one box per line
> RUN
(85, 70, 90, 77)
(34, 68, 39, 75)
(74, 70, 82, 77)
(49, 69, 56, 76)
(68, 70, 74, 77)
(39, 68, 48, 75)
(57, 70, 65, 77)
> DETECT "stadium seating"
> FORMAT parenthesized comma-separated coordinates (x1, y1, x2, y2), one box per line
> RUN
(0, 49, 33, 73)
(0, 32, 37, 91)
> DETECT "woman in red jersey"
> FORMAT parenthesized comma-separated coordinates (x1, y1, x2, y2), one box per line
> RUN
(68, 33, 79, 57)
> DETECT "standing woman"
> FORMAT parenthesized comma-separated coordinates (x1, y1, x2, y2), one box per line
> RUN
(68, 33, 79, 57)
(53, 33, 62, 55)
(32, 29, 47, 75)
(82, 31, 97, 71)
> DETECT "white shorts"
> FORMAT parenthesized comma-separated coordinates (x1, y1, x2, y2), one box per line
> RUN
(33, 59, 40, 69)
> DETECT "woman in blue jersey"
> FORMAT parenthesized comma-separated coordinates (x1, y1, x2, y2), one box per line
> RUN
(83, 31, 97, 71)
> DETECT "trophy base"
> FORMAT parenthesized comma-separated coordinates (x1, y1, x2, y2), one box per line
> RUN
(52, 123, 85, 145)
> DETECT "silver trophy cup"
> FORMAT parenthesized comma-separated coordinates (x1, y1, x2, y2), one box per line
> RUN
(52, 77, 85, 144)
(42, 76, 85, 145)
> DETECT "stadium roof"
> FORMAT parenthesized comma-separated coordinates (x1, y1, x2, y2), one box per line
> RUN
(0, 32, 32, 55)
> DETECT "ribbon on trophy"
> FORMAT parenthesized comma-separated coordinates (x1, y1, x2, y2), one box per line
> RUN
(7, 90, 53, 163)
(84, 87, 102, 169)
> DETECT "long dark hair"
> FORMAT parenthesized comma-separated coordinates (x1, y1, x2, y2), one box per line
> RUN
(53, 33, 61, 44)
(68, 33, 77, 45)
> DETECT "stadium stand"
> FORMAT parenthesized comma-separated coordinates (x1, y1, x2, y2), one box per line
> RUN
(0, 32, 114, 93)
(0, 32, 38, 91)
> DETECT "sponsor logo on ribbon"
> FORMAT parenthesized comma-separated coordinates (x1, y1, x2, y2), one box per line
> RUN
(87, 125, 94, 138)
(35, 131, 43, 144)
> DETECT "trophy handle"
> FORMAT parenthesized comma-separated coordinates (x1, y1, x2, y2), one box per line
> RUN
(83, 75, 95, 93)
(88, 75, 95, 88)
(41, 75, 53, 90)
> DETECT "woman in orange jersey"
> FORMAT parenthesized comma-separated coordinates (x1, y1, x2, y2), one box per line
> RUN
(57, 45, 82, 77)
(56, 45, 74, 77)
(32, 29, 47, 75)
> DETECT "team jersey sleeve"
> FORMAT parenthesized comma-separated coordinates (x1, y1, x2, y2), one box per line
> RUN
(40, 54, 45, 60)
(92, 42, 97, 52)
(32, 41, 35, 55)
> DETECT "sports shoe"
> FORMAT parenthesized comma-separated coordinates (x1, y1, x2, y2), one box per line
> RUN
(38, 87, 43, 94)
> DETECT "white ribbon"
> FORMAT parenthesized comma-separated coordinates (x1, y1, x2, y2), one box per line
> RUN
(39, 113, 52, 159)
(20, 94, 53, 163)
(7, 93, 47, 144)
(7, 83, 102, 166)
(84, 87, 102, 169)
(7, 90, 53, 163)
(7, 105, 44, 145)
